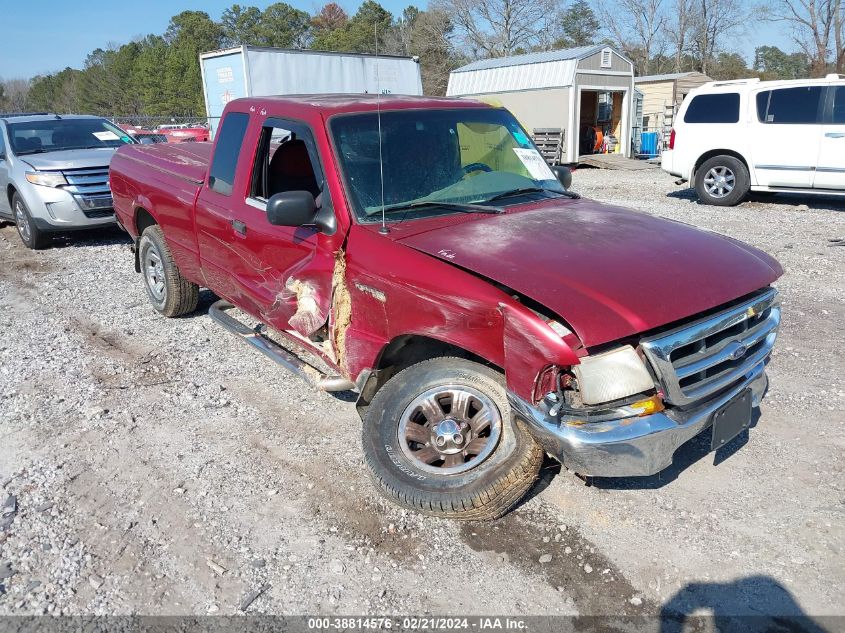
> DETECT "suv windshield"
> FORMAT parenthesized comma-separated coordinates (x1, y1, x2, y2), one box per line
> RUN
(8, 118, 132, 155)
(330, 108, 566, 222)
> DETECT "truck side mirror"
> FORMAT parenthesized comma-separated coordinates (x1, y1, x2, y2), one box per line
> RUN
(267, 191, 317, 228)
(553, 165, 572, 189)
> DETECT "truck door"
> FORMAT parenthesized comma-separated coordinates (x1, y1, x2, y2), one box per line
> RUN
(750, 85, 825, 188)
(196, 113, 339, 337)
(814, 84, 845, 190)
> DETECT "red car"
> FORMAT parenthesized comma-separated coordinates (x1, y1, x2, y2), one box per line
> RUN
(109, 95, 782, 519)
(154, 125, 209, 143)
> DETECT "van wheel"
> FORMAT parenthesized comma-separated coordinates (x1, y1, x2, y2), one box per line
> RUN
(13, 193, 49, 249)
(138, 225, 199, 317)
(695, 156, 749, 206)
(362, 357, 543, 520)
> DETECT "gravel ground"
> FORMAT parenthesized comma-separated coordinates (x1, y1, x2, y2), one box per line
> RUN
(0, 167, 842, 621)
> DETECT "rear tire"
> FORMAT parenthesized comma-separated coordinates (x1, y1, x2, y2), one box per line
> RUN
(362, 357, 543, 520)
(695, 155, 750, 207)
(12, 193, 49, 250)
(138, 225, 199, 317)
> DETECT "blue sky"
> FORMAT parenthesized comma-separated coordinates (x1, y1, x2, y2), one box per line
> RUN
(1, 0, 790, 79)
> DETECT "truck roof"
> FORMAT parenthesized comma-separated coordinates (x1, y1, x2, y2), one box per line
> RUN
(226, 94, 490, 116)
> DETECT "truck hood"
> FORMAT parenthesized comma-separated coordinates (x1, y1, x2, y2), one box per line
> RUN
(19, 147, 118, 171)
(395, 198, 782, 347)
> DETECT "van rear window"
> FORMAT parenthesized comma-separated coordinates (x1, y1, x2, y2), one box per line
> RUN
(683, 93, 740, 123)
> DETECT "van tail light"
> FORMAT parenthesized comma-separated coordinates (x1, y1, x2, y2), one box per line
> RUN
(669, 128, 676, 150)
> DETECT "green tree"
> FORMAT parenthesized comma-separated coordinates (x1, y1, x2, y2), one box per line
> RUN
(221, 4, 264, 46)
(558, 0, 599, 47)
(313, 1, 392, 52)
(753, 45, 810, 79)
(162, 11, 224, 115)
(708, 51, 754, 80)
(261, 3, 313, 48)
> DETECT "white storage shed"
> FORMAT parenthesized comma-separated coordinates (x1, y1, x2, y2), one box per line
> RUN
(200, 46, 424, 135)
(447, 45, 636, 163)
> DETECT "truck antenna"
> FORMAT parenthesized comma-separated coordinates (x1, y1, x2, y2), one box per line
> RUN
(375, 23, 388, 235)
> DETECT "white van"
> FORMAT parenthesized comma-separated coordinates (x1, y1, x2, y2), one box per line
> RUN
(662, 74, 845, 206)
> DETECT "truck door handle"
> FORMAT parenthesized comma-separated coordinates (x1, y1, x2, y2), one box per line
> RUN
(231, 219, 247, 235)
(825, 132, 845, 138)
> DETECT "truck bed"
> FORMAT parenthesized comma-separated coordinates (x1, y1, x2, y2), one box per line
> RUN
(114, 142, 212, 184)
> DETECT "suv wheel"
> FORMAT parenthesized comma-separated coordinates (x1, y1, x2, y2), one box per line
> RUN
(12, 193, 49, 249)
(362, 357, 543, 520)
(695, 155, 750, 207)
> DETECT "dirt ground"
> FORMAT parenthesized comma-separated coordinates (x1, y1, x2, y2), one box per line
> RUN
(0, 167, 842, 623)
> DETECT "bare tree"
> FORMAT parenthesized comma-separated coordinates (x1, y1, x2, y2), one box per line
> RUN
(432, 0, 562, 58)
(688, 0, 747, 75)
(601, 0, 668, 73)
(0, 78, 31, 111)
(767, 0, 838, 75)
(665, 0, 695, 71)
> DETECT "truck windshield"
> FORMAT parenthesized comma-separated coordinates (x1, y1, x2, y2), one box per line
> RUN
(330, 108, 565, 222)
(8, 118, 133, 155)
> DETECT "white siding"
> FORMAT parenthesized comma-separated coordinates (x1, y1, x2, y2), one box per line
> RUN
(447, 60, 578, 96)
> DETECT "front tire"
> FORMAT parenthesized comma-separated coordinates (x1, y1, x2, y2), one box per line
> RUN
(695, 155, 750, 206)
(12, 193, 49, 249)
(362, 357, 543, 520)
(138, 225, 199, 317)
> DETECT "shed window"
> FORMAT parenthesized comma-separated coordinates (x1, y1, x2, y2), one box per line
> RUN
(600, 49, 612, 69)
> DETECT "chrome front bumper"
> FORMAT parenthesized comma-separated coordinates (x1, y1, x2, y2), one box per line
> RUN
(509, 361, 769, 478)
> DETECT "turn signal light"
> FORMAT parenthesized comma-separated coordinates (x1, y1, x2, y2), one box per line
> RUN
(630, 395, 665, 416)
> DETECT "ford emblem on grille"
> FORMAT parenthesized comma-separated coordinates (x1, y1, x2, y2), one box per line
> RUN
(729, 343, 748, 361)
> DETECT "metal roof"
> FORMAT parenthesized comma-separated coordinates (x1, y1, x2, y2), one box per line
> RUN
(635, 72, 710, 83)
(451, 45, 606, 73)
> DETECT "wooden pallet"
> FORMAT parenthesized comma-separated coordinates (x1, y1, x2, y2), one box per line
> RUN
(578, 154, 659, 170)
(532, 128, 564, 165)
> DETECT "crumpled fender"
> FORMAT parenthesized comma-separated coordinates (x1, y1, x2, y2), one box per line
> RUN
(500, 300, 581, 402)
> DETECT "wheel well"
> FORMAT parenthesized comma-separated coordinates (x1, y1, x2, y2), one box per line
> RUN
(356, 335, 498, 413)
(693, 150, 748, 179)
(7, 185, 16, 208)
(135, 207, 156, 235)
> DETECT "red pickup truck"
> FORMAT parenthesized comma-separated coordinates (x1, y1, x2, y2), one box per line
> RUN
(109, 95, 783, 520)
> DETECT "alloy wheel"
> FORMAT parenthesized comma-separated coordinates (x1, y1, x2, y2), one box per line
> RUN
(398, 385, 502, 475)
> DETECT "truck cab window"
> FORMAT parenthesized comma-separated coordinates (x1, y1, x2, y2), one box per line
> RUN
(251, 124, 320, 201)
(208, 112, 249, 196)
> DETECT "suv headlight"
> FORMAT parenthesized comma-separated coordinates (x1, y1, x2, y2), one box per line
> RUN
(572, 345, 655, 405)
(25, 171, 67, 187)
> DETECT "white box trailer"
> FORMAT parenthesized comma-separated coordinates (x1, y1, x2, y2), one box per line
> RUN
(200, 46, 424, 135)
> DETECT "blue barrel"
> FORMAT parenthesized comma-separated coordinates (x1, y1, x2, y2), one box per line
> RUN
(640, 132, 659, 157)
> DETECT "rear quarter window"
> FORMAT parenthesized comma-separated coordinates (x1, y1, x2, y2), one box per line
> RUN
(756, 86, 824, 124)
(683, 93, 740, 123)
(208, 112, 250, 196)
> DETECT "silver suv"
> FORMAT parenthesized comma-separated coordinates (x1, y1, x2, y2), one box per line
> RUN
(0, 113, 135, 248)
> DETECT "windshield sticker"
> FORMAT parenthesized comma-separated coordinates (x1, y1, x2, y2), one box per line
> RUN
(512, 130, 530, 147)
(120, 135, 132, 143)
(513, 148, 555, 181)
(93, 131, 120, 141)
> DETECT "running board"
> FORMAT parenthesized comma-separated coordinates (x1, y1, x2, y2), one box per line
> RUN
(209, 300, 355, 392)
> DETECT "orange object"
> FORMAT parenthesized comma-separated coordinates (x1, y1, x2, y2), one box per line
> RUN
(593, 127, 604, 152)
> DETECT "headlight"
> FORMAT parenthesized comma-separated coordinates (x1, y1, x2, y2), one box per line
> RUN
(25, 171, 67, 187)
(572, 345, 655, 405)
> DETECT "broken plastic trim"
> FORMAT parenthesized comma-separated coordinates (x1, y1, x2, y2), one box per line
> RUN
(209, 300, 355, 392)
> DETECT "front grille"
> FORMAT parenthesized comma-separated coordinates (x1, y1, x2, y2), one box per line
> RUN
(62, 167, 110, 196)
(82, 209, 114, 219)
(61, 167, 113, 216)
(641, 288, 780, 407)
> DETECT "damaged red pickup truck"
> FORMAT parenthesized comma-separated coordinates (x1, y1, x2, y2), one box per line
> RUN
(110, 95, 782, 519)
